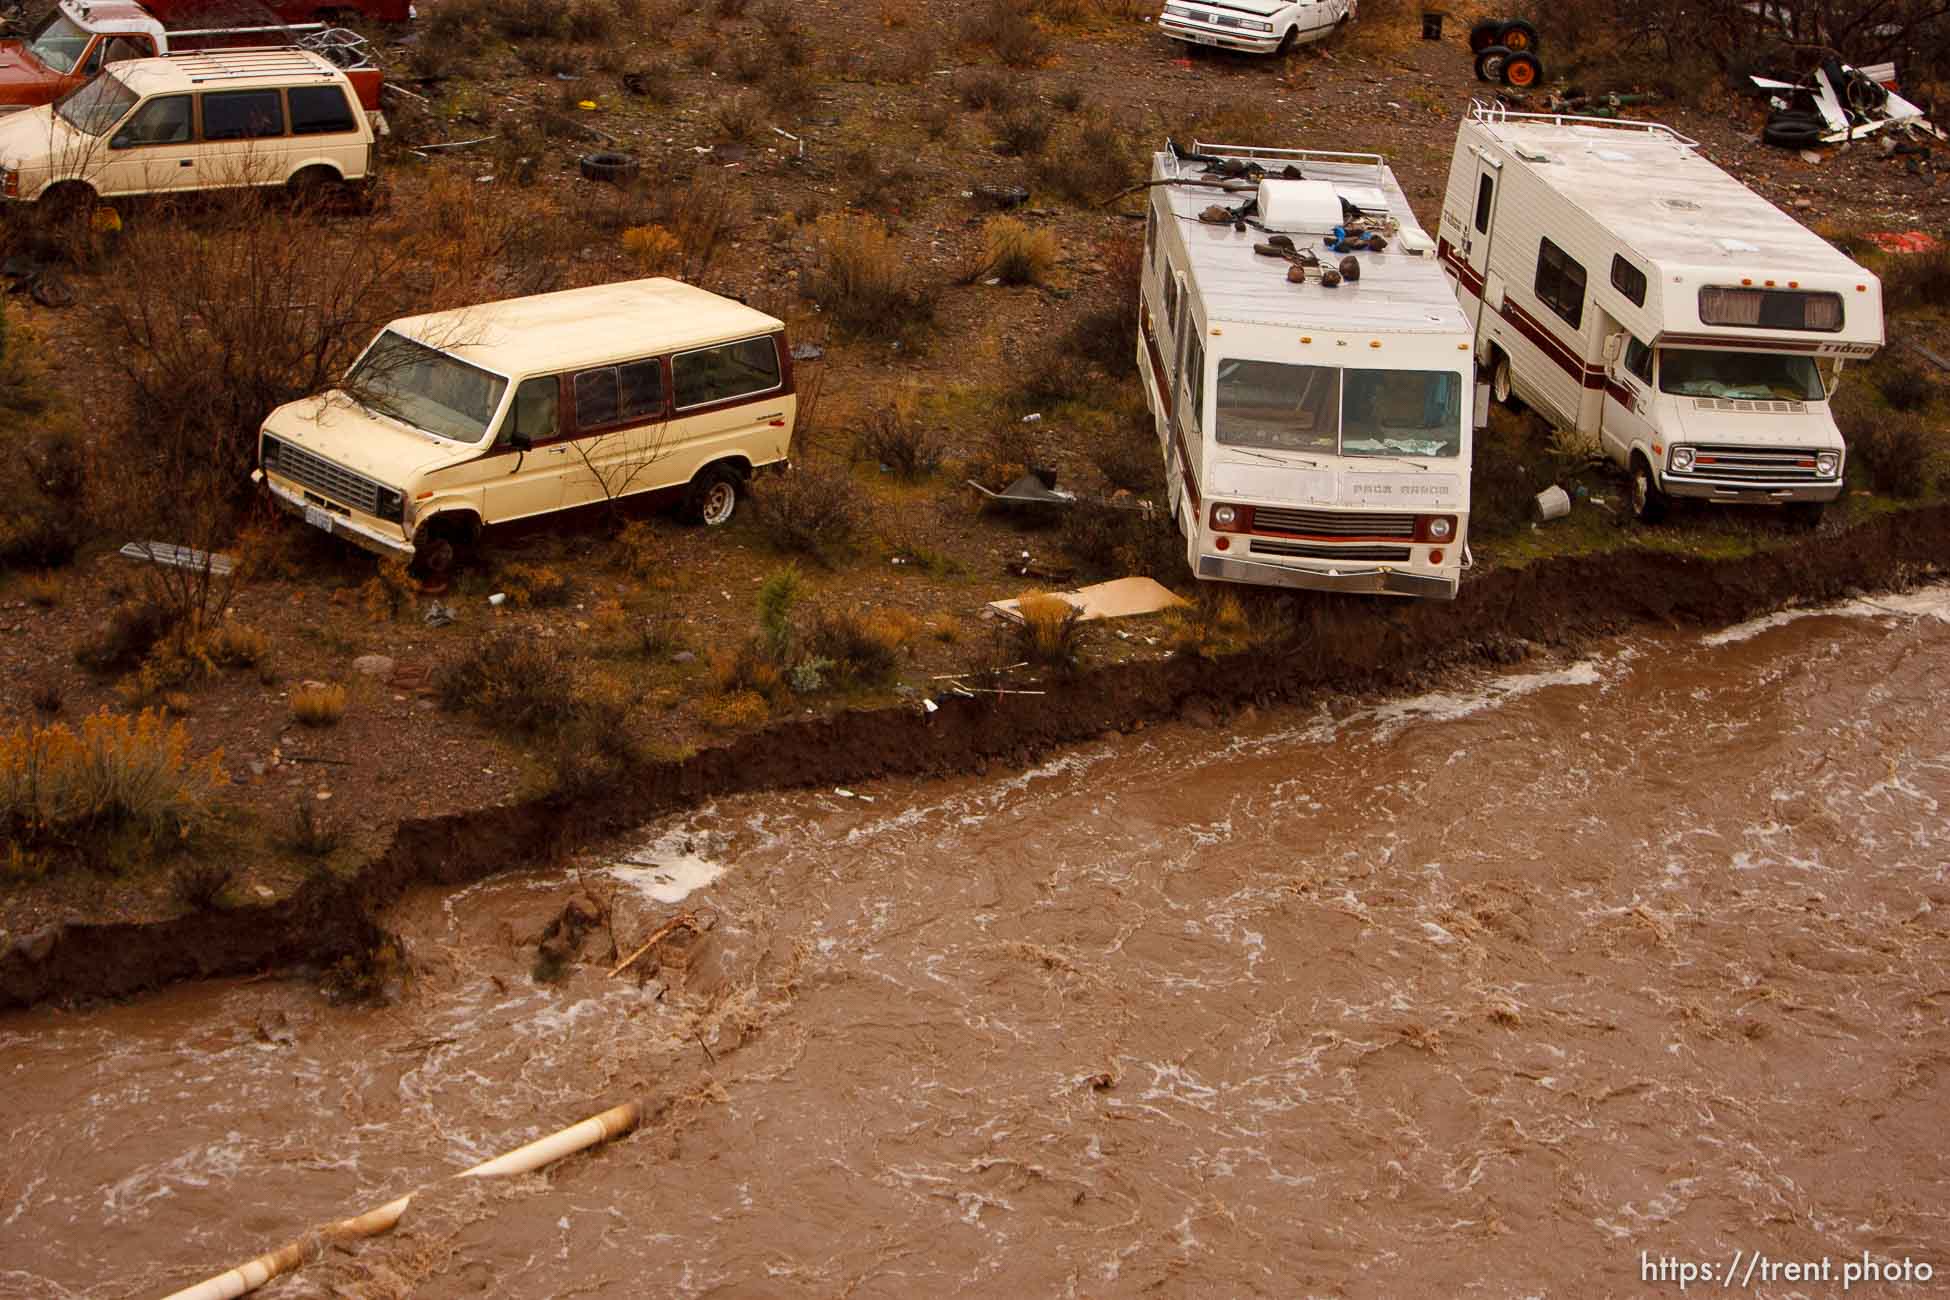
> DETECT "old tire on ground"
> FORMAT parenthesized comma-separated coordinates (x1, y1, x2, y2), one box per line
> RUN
(1762, 114, 1824, 148)
(1468, 19, 1504, 51)
(1496, 19, 1538, 51)
(1785, 502, 1825, 531)
(679, 463, 741, 527)
(27, 272, 75, 308)
(1502, 50, 1542, 88)
(1629, 455, 1669, 524)
(1474, 45, 1511, 84)
(579, 151, 640, 185)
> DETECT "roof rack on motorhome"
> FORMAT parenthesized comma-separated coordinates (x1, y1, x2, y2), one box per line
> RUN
(1465, 99, 1700, 148)
(1184, 140, 1388, 185)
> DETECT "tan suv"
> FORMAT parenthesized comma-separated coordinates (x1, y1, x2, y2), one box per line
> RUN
(0, 48, 373, 210)
(252, 278, 797, 572)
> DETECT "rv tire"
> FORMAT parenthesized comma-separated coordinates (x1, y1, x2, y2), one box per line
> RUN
(1474, 45, 1511, 83)
(1629, 455, 1668, 524)
(1489, 351, 1523, 411)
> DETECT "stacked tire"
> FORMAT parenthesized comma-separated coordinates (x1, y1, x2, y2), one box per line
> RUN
(1469, 18, 1543, 89)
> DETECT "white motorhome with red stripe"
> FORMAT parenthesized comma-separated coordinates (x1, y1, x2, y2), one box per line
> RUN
(1438, 102, 1883, 526)
(1140, 140, 1476, 600)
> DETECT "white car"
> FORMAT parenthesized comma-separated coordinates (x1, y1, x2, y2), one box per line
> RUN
(1158, 0, 1352, 55)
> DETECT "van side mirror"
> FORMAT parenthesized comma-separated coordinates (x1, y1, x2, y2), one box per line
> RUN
(509, 431, 532, 452)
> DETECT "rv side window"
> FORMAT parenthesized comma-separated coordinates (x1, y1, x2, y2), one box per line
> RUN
(1624, 338, 1652, 384)
(1184, 331, 1205, 432)
(1473, 174, 1494, 235)
(1161, 267, 1180, 353)
(1534, 238, 1587, 330)
(1698, 286, 1844, 333)
(1144, 201, 1157, 271)
(1611, 255, 1647, 308)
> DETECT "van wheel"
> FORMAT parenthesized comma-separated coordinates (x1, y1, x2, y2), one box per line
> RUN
(1629, 455, 1668, 524)
(1784, 502, 1825, 531)
(1474, 44, 1511, 83)
(287, 165, 342, 207)
(680, 464, 741, 527)
(38, 181, 96, 222)
(411, 516, 476, 578)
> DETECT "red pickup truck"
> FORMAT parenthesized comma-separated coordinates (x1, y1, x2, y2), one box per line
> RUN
(0, 0, 400, 116)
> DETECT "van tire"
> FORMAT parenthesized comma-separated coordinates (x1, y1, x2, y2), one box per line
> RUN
(38, 181, 96, 221)
(1474, 45, 1511, 83)
(1629, 455, 1668, 524)
(411, 515, 477, 578)
(287, 165, 342, 206)
(680, 463, 741, 527)
(1496, 19, 1538, 51)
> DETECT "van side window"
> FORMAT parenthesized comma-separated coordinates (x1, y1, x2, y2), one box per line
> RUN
(201, 90, 286, 141)
(1624, 338, 1652, 384)
(573, 368, 620, 429)
(1473, 174, 1494, 235)
(618, 359, 664, 419)
(673, 336, 780, 409)
(115, 95, 190, 147)
(1611, 255, 1648, 307)
(506, 376, 559, 443)
(1534, 238, 1587, 330)
(288, 85, 357, 136)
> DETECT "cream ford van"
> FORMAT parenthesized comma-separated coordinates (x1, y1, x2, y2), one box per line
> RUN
(0, 48, 374, 209)
(252, 279, 796, 572)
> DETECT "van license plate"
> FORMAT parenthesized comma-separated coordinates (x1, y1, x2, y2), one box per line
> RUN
(1193, 33, 1216, 43)
(304, 505, 334, 533)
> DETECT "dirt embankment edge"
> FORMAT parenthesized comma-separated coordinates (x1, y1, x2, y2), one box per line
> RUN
(7, 507, 1947, 1010)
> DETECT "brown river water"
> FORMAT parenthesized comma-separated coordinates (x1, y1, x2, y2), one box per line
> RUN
(5, 588, 1950, 1299)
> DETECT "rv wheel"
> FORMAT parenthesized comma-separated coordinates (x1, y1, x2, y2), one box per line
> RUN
(1468, 19, 1504, 51)
(1474, 45, 1511, 84)
(1502, 51, 1542, 88)
(1496, 19, 1538, 51)
(1489, 352, 1522, 410)
(1629, 456, 1668, 524)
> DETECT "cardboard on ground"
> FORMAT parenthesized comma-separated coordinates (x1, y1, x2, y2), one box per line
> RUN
(988, 577, 1188, 623)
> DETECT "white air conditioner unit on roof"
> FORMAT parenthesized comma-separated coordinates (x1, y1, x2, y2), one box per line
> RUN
(1256, 179, 1343, 233)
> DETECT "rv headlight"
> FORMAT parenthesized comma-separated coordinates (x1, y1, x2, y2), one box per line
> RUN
(1212, 504, 1238, 527)
(1425, 516, 1454, 541)
(1669, 446, 1696, 472)
(1242, 18, 1273, 30)
(1816, 450, 1841, 477)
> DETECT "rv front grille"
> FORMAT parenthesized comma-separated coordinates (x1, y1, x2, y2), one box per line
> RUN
(1252, 507, 1419, 539)
(1685, 444, 1826, 482)
(1249, 539, 1412, 562)
(1693, 398, 1807, 415)
(266, 437, 384, 516)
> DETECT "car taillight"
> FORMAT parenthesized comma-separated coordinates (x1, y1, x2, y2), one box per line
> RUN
(1415, 514, 1457, 542)
(1, 168, 17, 199)
(1209, 503, 1253, 532)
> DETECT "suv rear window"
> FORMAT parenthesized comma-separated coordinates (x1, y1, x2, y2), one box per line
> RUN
(288, 85, 356, 136)
(201, 89, 285, 140)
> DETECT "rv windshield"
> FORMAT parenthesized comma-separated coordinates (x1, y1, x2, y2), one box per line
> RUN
(1658, 348, 1825, 402)
(1215, 360, 1462, 458)
(26, 13, 90, 74)
(344, 331, 508, 443)
(53, 74, 137, 137)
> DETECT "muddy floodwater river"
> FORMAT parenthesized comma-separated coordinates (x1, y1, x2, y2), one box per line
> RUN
(6, 588, 1950, 1298)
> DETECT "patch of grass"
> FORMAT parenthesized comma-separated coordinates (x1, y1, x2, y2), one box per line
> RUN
(498, 562, 571, 608)
(995, 108, 1052, 157)
(1012, 591, 1083, 668)
(856, 406, 943, 480)
(698, 689, 769, 729)
(23, 572, 62, 607)
(211, 622, 271, 669)
(804, 215, 937, 341)
(291, 683, 348, 728)
(283, 796, 342, 858)
(962, 217, 1059, 286)
(170, 861, 233, 911)
(750, 462, 866, 565)
(1164, 590, 1249, 660)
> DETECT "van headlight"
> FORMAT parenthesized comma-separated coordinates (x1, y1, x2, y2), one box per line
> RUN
(260, 433, 282, 471)
(1669, 445, 1695, 472)
(1816, 451, 1841, 477)
(374, 485, 405, 522)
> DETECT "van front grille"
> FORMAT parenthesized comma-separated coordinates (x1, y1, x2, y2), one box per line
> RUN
(1253, 507, 1419, 539)
(1249, 539, 1411, 562)
(1686, 444, 1825, 482)
(266, 437, 384, 515)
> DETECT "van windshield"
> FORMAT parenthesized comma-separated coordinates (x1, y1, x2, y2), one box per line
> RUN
(1215, 360, 1463, 458)
(54, 74, 137, 137)
(27, 13, 90, 74)
(344, 331, 508, 443)
(1658, 348, 1825, 402)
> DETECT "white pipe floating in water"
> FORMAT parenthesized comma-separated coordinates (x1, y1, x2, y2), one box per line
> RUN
(159, 1102, 641, 1300)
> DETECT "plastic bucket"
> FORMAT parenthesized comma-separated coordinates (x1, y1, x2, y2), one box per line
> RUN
(1535, 485, 1571, 521)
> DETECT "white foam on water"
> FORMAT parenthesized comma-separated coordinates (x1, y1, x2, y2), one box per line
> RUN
(610, 826, 729, 903)
(1704, 581, 1950, 646)
(1358, 659, 1606, 739)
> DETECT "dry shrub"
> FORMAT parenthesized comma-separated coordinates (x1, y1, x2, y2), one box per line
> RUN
(30, 680, 63, 716)
(1061, 502, 1181, 578)
(995, 108, 1052, 157)
(615, 520, 663, 578)
(804, 215, 937, 342)
(1089, 421, 1163, 492)
(283, 795, 342, 858)
(1851, 417, 1931, 498)
(749, 462, 866, 564)
(964, 217, 1060, 286)
(1880, 250, 1950, 315)
(23, 572, 62, 607)
(1058, 233, 1143, 376)
(960, 0, 1051, 65)
(764, 61, 820, 113)
(291, 683, 348, 728)
(1035, 121, 1141, 205)
(436, 629, 568, 733)
(211, 623, 271, 669)
(806, 607, 905, 686)
(0, 708, 224, 844)
(75, 600, 174, 676)
(869, 29, 934, 82)
(1012, 591, 1083, 667)
(708, 642, 785, 698)
(927, 612, 961, 642)
(714, 0, 751, 14)
(728, 40, 768, 82)
(1165, 590, 1249, 660)
(641, 170, 749, 281)
(360, 557, 418, 623)
(713, 90, 766, 143)
(698, 689, 769, 730)
(957, 68, 1018, 110)
(842, 148, 925, 215)
(1877, 365, 1936, 414)
(170, 860, 233, 911)
(622, 223, 684, 274)
(856, 405, 943, 480)
(498, 562, 572, 608)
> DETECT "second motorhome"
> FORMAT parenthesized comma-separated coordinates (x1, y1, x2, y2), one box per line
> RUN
(1140, 140, 1476, 600)
(1438, 102, 1884, 525)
